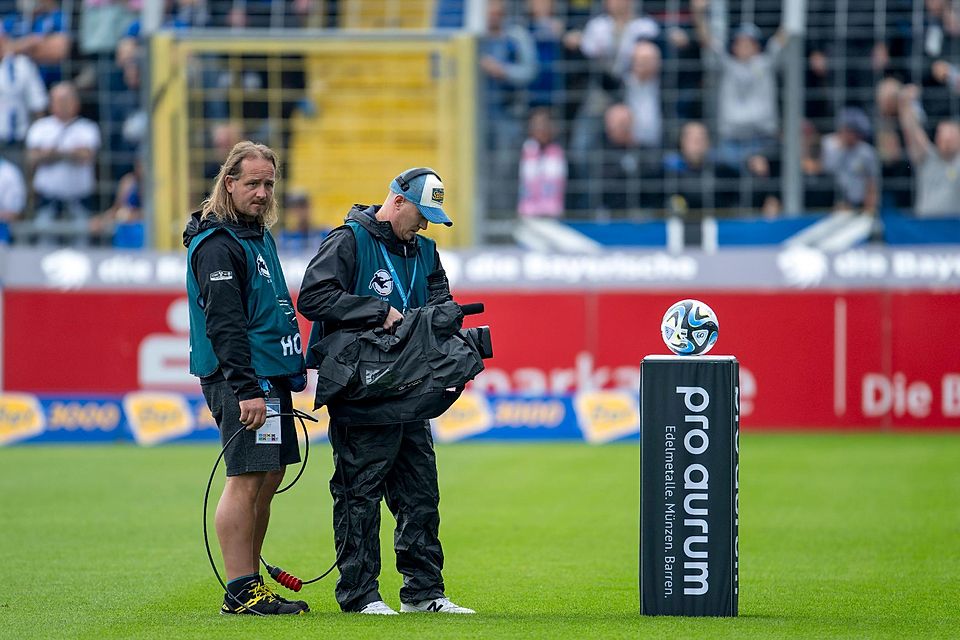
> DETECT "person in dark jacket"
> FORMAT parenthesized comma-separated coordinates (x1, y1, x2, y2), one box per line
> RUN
(297, 168, 474, 616)
(184, 141, 308, 616)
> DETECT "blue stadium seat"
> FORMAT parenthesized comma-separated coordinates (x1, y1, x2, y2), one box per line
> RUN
(434, 0, 464, 28)
(113, 221, 145, 248)
(716, 216, 823, 245)
(881, 213, 960, 245)
(566, 221, 667, 247)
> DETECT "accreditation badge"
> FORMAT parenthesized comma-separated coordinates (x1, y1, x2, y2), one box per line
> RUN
(257, 398, 282, 444)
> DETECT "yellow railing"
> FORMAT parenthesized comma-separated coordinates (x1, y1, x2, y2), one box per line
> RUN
(339, 0, 436, 29)
(150, 30, 476, 250)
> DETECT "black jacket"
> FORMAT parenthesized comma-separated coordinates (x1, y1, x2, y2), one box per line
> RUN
(183, 211, 264, 401)
(311, 301, 485, 424)
(297, 205, 444, 336)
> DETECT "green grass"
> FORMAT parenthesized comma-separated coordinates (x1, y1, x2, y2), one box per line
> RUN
(1, 434, 958, 639)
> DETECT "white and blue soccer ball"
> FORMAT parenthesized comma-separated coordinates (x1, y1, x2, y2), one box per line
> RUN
(661, 299, 719, 356)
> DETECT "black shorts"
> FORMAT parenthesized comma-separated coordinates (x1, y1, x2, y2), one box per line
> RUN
(201, 379, 301, 477)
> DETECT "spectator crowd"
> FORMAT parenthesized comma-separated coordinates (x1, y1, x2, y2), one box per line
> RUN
(1, 0, 959, 247)
(0, 0, 322, 247)
(486, 0, 960, 227)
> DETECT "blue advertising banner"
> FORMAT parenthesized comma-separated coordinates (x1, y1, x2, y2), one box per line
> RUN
(0, 391, 642, 445)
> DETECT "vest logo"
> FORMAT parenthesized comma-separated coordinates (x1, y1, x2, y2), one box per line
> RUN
(370, 269, 394, 296)
(256, 254, 271, 280)
(123, 392, 193, 446)
(431, 188, 444, 205)
(574, 391, 639, 443)
(210, 270, 233, 281)
(0, 393, 46, 445)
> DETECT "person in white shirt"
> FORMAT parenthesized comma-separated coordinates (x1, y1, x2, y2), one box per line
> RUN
(25, 81, 100, 245)
(518, 107, 567, 217)
(565, 0, 661, 188)
(0, 154, 24, 242)
(0, 35, 47, 168)
(575, 0, 660, 79)
(623, 39, 662, 149)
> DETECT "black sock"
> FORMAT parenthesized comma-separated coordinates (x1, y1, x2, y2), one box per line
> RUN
(227, 573, 259, 596)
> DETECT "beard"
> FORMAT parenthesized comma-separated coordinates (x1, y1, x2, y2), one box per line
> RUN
(238, 202, 269, 223)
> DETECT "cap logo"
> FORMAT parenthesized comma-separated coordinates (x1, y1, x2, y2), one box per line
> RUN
(431, 188, 444, 205)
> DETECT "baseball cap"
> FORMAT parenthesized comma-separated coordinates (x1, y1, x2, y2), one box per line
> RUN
(838, 106, 871, 138)
(733, 22, 762, 42)
(389, 168, 453, 227)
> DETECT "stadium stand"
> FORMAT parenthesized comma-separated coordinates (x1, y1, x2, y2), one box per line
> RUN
(0, 0, 957, 248)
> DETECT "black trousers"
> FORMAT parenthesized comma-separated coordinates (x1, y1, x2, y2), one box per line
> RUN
(328, 419, 445, 612)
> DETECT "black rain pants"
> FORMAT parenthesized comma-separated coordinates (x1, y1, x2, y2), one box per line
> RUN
(328, 419, 445, 611)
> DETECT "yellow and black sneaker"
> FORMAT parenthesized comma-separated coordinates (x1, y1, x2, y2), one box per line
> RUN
(258, 577, 309, 612)
(220, 579, 305, 616)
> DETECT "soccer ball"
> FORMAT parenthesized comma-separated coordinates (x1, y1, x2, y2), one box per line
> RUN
(661, 299, 719, 356)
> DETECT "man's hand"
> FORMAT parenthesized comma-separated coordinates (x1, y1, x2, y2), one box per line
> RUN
(561, 29, 581, 51)
(899, 83, 920, 108)
(479, 56, 506, 80)
(932, 60, 951, 84)
(747, 154, 770, 177)
(239, 397, 267, 430)
(872, 42, 889, 72)
(383, 306, 403, 332)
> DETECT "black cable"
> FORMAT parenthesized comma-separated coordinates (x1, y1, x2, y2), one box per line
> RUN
(203, 408, 322, 614)
(260, 415, 347, 587)
(275, 408, 316, 494)
(294, 431, 346, 585)
(203, 426, 263, 615)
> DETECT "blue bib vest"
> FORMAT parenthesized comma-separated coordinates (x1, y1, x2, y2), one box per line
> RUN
(347, 220, 436, 311)
(186, 226, 305, 378)
(304, 221, 437, 369)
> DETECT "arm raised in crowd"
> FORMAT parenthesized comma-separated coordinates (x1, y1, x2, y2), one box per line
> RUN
(691, 0, 715, 52)
(480, 25, 538, 86)
(932, 60, 960, 93)
(898, 84, 931, 166)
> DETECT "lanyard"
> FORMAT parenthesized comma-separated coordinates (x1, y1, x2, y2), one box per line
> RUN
(377, 241, 417, 312)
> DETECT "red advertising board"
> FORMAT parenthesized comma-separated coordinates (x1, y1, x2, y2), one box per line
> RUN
(4, 288, 959, 429)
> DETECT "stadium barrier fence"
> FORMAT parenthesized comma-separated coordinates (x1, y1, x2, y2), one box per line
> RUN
(2, 243, 959, 445)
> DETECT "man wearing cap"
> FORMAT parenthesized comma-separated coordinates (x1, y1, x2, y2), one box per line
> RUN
(820, 107, 879, 213)
(297, 168, 474, 616)
(692, 0, 788, 169)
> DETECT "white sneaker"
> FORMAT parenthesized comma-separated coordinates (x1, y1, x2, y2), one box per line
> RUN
(358, 600, 398, 615)
(400, 597, 475, 614)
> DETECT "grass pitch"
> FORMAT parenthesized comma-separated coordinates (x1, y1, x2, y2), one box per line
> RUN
(1, 433, 958, 639)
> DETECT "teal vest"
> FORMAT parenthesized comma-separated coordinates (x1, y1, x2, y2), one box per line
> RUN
(347, 220, 436, 310)
(186, 226, 305, 378)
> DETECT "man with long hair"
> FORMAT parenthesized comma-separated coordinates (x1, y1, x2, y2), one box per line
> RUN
(184, 141, 308, 615)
